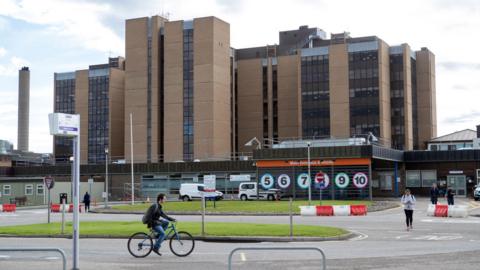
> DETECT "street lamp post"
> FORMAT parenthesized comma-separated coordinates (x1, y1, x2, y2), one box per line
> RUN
(307, 142, 311, 206)
(105, 147, 109, 208)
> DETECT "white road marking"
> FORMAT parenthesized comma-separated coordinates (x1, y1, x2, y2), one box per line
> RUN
(43, 256, 61, 260)
(422, 219, 480, 224)
(348, 230, 368, 241)
(240, 252, 247, 262)
(0, 255, 11, 260)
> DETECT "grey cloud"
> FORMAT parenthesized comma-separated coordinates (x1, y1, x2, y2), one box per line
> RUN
(443, 111, 480, 124)
(438, 62, 480, 71)
(433, 0, 480, 11)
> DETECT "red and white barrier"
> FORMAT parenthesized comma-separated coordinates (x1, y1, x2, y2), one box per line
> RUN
(427, 204, 469, 218)
(2, 204, 16, 212)
(299, 204, 367, 216)
(0, 204, 3, 212)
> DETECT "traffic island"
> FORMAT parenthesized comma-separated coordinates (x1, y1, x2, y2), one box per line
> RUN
(90, 200, 397, 215)
(0, 221, 351, 242)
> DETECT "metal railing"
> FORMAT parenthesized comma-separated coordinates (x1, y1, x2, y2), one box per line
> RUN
(0, 248, 67, 270)
(228, 247, 326, 270)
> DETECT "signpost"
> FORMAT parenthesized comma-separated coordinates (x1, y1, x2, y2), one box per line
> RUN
(334, 173, 350, 189)
(49, 113, 80, 270)
(353, 172, 369, 188)
(260, 174, 275, 189)
(204, 175, 217, 190)
(314, 172, 329, 205)
(44, 176, 55, 224)
(277, 174, 291, 189)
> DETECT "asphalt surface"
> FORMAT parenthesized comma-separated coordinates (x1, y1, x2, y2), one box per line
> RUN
(1, 197, 480, 269)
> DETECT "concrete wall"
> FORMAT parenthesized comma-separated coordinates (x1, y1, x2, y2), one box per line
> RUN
(75, 70, 89, 164)
(193, 17, 231, 161)
(378, 40, 392, 147)
(328, 43, 350, 138)
(277, 55, 301, 139)
(416, 48, 437, 149)
(236, 58, 263, 152)
(163, 20, 184, 161)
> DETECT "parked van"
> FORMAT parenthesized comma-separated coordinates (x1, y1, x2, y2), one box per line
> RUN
(179, 183, 223, 201)
(238, 182, 280, 201)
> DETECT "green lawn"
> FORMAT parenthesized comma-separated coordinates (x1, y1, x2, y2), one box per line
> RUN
(0, 221, 347, 238)
(113, 200, 371, 214)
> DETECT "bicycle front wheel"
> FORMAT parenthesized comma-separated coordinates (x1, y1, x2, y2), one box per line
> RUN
(169, 231, 195, 257)
(128, 232, 153, 258)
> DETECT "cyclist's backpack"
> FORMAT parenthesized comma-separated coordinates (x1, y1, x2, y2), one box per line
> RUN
(142, 203, 158, 225)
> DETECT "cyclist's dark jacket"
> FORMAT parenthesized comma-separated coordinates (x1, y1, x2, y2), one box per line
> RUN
(147, 203, 175, 228)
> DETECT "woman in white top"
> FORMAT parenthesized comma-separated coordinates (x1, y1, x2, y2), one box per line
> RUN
(401, 189, 416, 231)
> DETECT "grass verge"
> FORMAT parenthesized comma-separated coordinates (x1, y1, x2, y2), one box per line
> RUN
(0, 221, 347, 238)
(113, 200, 371, 214)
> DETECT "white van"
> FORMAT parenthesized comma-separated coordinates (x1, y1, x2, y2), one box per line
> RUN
(238, 182, 280, 201)
(179, 183, 223, 201)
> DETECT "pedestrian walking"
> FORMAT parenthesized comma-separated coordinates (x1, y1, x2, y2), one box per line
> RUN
(446, 188, 455, 205)
(83, 192, 91, 212)
(401, 189, 416, 231)
(430, 183, 439, 204)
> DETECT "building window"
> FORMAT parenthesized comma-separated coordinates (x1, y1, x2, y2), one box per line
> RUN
(37, 184, 44, 195)
(183, 28, 194, 161)
(406, 170, 421, 187)
(3, 185, 11, 195)
(421, 170, 437, 187)
(301, 55, 330, 138)
(379, 172, 393, 190)
(25, 184, 34, 196)
(349, 50, 380, 138)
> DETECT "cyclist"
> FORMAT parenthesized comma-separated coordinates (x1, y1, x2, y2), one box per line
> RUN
(145, 193, 176, 256)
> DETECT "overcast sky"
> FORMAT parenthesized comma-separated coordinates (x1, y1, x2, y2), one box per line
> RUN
(0, 0, 479, 153)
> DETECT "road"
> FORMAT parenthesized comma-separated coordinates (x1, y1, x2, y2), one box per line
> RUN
(1, 197, 480, 269)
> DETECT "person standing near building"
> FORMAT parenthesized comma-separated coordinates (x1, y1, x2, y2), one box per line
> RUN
(430, 183, 439, 204)
(446, 188, 455, 205)
(83, 192, 91, 212)
(401, 189, 416, 231)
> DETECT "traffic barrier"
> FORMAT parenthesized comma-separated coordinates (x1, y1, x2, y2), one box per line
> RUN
(300, 205, 367, 216)
(350, 205, 367, 216)
(51, 204, 60, 212)
(333, 205, 351, 216)
(0, 204, 2, 212)
(68, 204, 82, 213)
(316, 205, 334, 216)
(2, 204, 16, 212)
(426, 204, 436, 216)
(299, 206, 317, 216)
(434, 204, 448, 217)
(448, 205, 468, 218)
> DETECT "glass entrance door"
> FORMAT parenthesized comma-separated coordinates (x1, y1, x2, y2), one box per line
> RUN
(447, 175, 467, 197)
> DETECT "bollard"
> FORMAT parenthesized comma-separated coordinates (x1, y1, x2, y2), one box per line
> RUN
(61, 202, 66, 234)
(289, 197, 293, 238)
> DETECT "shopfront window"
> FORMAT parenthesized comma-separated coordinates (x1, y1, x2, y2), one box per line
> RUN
(406, 170, 421, 187)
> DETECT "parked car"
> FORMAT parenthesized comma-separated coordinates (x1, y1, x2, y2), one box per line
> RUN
(474, 185, 480, 201)
(179, 183, 223, 201)
(238, 182, 281, 201)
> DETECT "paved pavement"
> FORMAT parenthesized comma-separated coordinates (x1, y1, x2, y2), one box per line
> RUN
(1, 197, 480, 269)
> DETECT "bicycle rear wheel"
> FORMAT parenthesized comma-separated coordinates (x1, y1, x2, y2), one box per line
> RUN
(169, 231, 195, 257)
(128, 232, 153, 258)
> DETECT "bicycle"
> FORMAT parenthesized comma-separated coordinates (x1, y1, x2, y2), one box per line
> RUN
(127, 221, 195, 258)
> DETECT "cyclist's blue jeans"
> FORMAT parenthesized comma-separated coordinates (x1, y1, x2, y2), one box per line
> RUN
(153, 219, 169, 249)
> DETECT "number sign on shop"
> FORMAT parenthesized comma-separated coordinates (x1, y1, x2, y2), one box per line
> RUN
(260, 174, 275, 189)
(314, 171, 330, 189)
(353, 172, 369, 188)
(335, 173, 350, 188)
(297, 173, 311, 189)
(277, 174, 291, 189)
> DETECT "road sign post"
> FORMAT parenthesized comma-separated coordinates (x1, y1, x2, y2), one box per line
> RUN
(49, 113, 80, 270)
(44, 176, 55, 224)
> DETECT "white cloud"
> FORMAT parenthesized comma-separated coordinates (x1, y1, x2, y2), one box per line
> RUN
(0, 56, 30, 76)
(0, 0, 124, 55)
